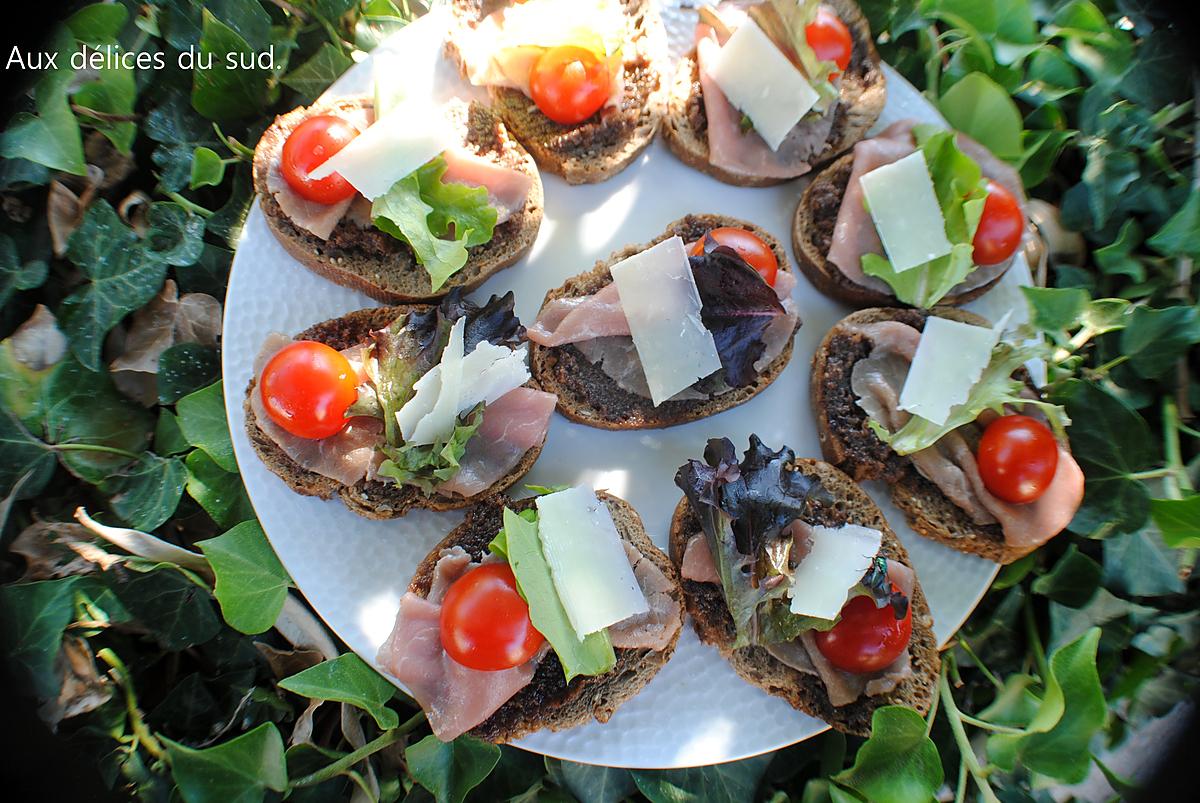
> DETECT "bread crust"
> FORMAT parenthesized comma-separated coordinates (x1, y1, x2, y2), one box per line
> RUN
(405, 492, 684, 743)
(252, 97, 543, 303)
(667, 458, 939, 736)
(445, 0, 669, 184)
(791, 155, 1005, 308)
(660, 0, 886, 187)
(528, 213, 800, 430)
(810, 307, 1037, 564)
(244, 306, 545, 519)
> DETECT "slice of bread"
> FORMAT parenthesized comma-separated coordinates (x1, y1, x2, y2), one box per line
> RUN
(668, 458, 939, 736)
(811, 307, 1039, 563)
(244, 306, 544, 519)
(407, 491, 683, 743)
(252, 97, 544, 303)
(792, 155, 1005, 308)
(529, 213, 800, 430)
(661, 0, 886, 187)
(445, 0, 669, 184)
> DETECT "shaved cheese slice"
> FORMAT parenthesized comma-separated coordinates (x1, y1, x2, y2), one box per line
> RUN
(787, 524, 883, 621)
(859, 150, 954, 273)
(609, 236, 722, 406)
(397, 324, 532, 445)
(706, 20, 820, 151)
(309, 98, 449, 200)
(897, 315, 1002, 426)
(535, 487, 648, 636)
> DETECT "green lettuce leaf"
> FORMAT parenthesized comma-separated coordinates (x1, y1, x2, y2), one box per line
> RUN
(497, 507, 616, 683)
(364, 307, 449, 445)
(871, 338, 1070, 455)
(371, 157, 498, 291)
(375, 404, 484, 492)
(861, 126, 990, 308)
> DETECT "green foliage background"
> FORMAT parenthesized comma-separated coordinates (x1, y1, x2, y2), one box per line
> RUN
(0, 1, 1197, 801)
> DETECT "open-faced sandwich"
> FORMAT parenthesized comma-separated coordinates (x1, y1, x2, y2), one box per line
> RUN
(668, 436, 938, 735)
(794, 120, 1027, 309)
(662, 0, 885, 187)
(445, 0, 669, 184)
(253, 95, 543, 302)
(812, 308, 1086, 564)
(526, 214, 801, 429)
(376, 486, 684, 743)
(244, 292, 557, 518)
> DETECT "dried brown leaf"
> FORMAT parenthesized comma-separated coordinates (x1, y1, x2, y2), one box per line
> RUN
(37, 637, 112, 730)
(10, 520, 119, 581)
(9, 304, 67, 370)
(255, 642, 324, 679)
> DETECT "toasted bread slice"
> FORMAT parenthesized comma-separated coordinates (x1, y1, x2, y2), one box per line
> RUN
(529, 213, 799, 430)
(668, 458, 938, 736)
(407, 491, 683, 743)
(661, 0, 886, 187)
(252, 97, 543, 303)
(445, 0, 669, 184)
(244, 306, 544, 519)
(811, 307, 1039, 563)
(792, 155, 1005, 308)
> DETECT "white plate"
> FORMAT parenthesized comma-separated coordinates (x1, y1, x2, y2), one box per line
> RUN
(222, 4, 1017, 769)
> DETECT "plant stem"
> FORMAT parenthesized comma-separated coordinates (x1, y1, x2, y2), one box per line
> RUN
(956, 713, 1026, 735)
(954, 760, 968, 803)
(53, 442, 142, 461)
(1023, 598, 1050, 680)
(1163, 397, 1197, 575)
(165, 192, 214, 218)
(98, 648, 166, 762)
(289, 712, 425, 789)
(925, 665, 942, 737)
(939, 669, 1001, 803)
(1128, 468, 1173, 481)
(957, 637, 1004, 691)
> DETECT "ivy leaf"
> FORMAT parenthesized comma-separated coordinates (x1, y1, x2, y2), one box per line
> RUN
(631, 755, 773, 803)
(0, 28, 85, 175)
(551, 761, 636, 803)
(1119, 305, 1200, 379)
(978, 674, 1043, 728)
(987, 628, 1105, 784)
(145, 203, 206, 267)
(67, 2, 130, 44)
(1150, 496, 1200, 548)
(59, 201, 169, 371)
(71, 58, 137, 154)
(938, 72, 1023, 160)
(164, 722, 287, 803)
(197, 520, 291, 635)
(407, 734, 501, 803)
(192, 10, 271, 120)
(177, 381, 237, 472)
(1021, 286, 1089, 333)
(146, 90, 218, 193)
(42, 355, 153, 484)
(185, 449, 254, 529)
(190, 146, 226, 189)
(112, 567, 222, 651)
(1103, 527, 1185, 597)
(105, 453, 187, 531)
(158, 343, 221, 404)
(1031, 544, 1102, 608)
(278, 654, 398, 730)
(0, 235, 49, 308)
(0, 407, 56, 501)
(155, 410, 191, 456)
(0, 577, 80, 698)
(1093, 219, 1145, 281)
(1147, 186, 1200, 257)
(832, 707, 943, 803)
(282, 43, 354, 103)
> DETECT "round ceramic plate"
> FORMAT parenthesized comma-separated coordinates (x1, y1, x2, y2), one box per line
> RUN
(222, 3, 1022, 768)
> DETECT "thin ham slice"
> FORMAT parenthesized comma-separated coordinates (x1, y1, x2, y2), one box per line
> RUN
(526, 283, 630, 347)
(845, 320, 1085, 548)
(376, 548, 543, 742)
(826, 120, 1023, 295)
(608, 541, 682, 651)
(438, 387, 556, 498)
(251, 333, 383, 486)
(681, 533, 719, 584)
(441, 147, 532, 226)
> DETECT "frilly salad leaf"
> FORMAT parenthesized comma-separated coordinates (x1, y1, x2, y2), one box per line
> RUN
(861, 126, 990, 309)
(674, 436, 827, 647)
(749, 0, 840, 112)
(690, 244, 787, 388)
(371, 156, 498, 291)
(870, 335, 1070, 456)
(375, 403, 484, 492)
(492, 507, 616, 683)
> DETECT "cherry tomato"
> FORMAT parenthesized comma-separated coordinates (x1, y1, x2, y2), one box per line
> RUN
(814, 584, 912, 674)
(977, 414, 1059, 504)
(528, 45, 612, 125)
(806, 7, 853, 75)
(688, 227, 779, 286)
(972, 180, 1024, 266)
(280, 115, 360, 205)
(440, 563, 545, 671)
(260, 341, 358, 440)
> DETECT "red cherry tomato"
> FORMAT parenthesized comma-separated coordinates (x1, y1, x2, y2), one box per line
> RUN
(688, 227, 779, 286)
(260, 341, 358, 440)
(806, 7, 853, 75)
(528, 45, 612, 125)
(977, 414, 1059, 504)
(814, 584, 912, 674)
(440, 563, 545, 671)
(972, 180, 1024, 266)
(280, 115, 360, 205)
